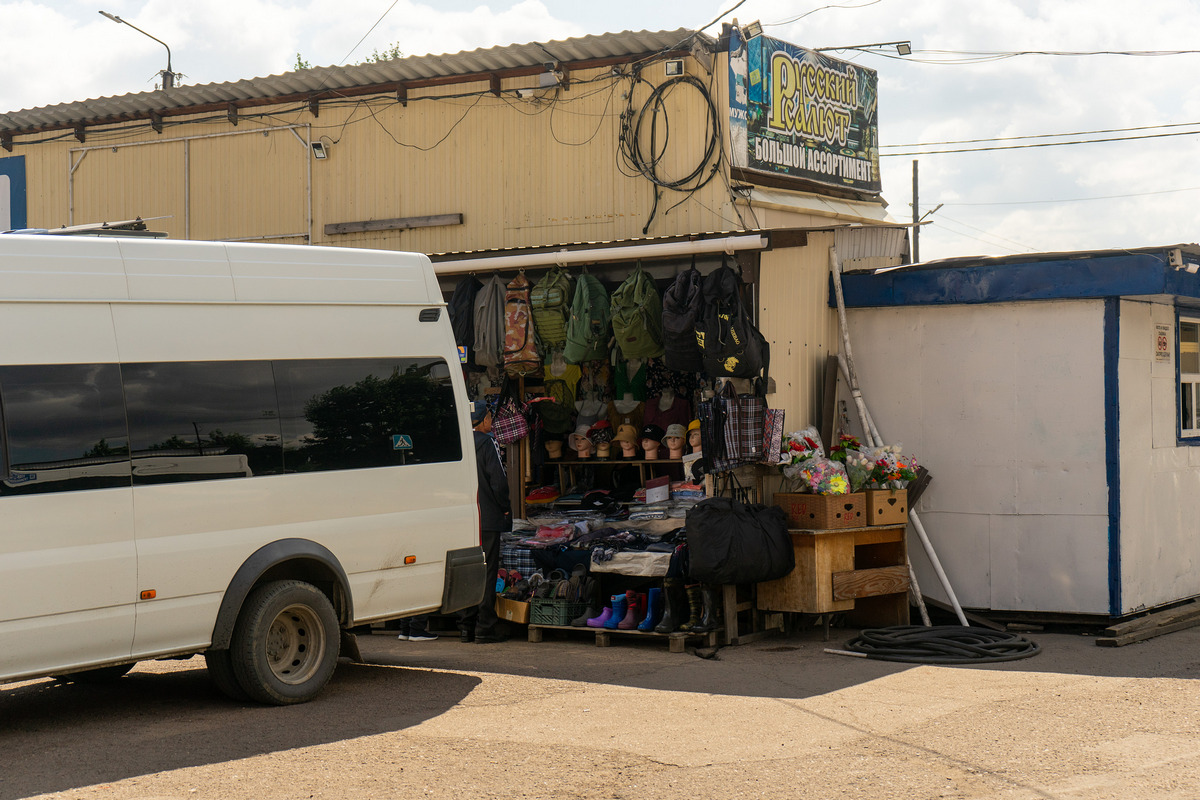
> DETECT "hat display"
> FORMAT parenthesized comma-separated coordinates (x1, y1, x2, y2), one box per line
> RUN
(687, 419, 701, 432)
(586, 419, 614, 444)
(614, 423, 639, 444)
(568, 423, 593, 452)
(662, 423, 686, 442)
(470, 401, 490, 426)
(639, 423, 666, 443)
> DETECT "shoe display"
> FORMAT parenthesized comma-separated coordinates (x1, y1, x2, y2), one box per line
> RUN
(677, 584, 703, 632)
(406, 633, 438, 642)
(654, 578, 685, 634)
(616, 590, 644, 630)
(460, 631, 475, 643)
(572, 578, 601, 626)
(693, 585, 721, 633)
(587, 595, 617, 628)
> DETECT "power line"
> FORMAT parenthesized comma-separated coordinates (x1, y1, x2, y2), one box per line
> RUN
(882, 126, 1200, 156)
(882, 120, 1200, 149)
(943, 186, 1200, 207)
(866, 48, 1200, 65)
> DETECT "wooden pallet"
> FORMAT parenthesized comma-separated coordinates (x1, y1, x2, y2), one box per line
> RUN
(527, 623, 721, 653)
(1096, 600, 1200, 647)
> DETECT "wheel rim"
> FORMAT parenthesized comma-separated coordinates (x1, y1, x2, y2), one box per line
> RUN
(264, 603, 327, 685)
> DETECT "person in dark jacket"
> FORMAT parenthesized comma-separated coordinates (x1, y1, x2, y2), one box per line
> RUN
(458, 401, 512, 643)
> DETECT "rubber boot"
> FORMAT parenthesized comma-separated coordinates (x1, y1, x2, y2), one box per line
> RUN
(677, 584, 703, 632)
(617, 590, 644, 630)
(587, 594, 618, 628)
(637, 587, 663, 632)
(693, 585, 722, 633)
(603, 593, 627, 629)
(571, 578, 601, 627)
(654, 579, 684, 634)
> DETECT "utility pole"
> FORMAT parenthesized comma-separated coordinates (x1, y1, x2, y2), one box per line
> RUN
(99, 11, 175, 89)
(911, 159, 919, 263)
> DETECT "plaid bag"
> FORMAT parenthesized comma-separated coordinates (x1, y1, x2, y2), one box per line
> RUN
(759, 408, 785, 466)
(492, 379, 530, 445)
(698, 392, 736, 474)
(720, 381, 765, 463)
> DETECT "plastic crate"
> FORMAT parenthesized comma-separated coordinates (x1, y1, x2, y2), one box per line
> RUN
(530, 598, 587, 626)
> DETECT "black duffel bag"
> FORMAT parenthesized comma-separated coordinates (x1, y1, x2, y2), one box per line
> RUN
(684, 496, 794, 585)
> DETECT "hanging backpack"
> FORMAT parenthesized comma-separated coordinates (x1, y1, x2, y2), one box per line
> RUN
(563, 271, 611, 364)
(661, 261, 704, 372)
(610, 264, 665, 360)
(473, 274, 506, 369)
(448, 275, 482, 369)
(503, 272, 541, 377)
(530, 268, 573, 350)
(695, 263, 770, 386)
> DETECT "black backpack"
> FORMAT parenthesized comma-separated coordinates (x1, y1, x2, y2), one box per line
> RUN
(695, 264, 770, 386)
(661, 262, 704, 372)
(447, 275, 482, 369)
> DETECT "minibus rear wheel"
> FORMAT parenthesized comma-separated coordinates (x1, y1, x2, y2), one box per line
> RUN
(229, 579, 340, 705)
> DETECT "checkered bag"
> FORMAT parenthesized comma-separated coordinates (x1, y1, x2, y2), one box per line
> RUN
(492, 379, 530, 445)
(720, 382, 765, 463)
(698, 393, 735, 474)
(759, 408, 785, 465)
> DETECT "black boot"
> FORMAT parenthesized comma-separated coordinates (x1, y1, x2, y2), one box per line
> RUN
(571, 578, 601, 627)
(677, 584, 703, 632)
(693, 585, 722, 633)
(653, 578, 683, 633)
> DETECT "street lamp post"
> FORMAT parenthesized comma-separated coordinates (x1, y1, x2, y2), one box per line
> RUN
(99, 10, 175, 89)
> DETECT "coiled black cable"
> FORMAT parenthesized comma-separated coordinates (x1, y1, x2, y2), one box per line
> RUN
(844, 625, 1041, 664)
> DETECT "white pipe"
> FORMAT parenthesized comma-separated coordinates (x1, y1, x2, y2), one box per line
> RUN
(909, 509, 967, 625)
(432, 234, 770, 275)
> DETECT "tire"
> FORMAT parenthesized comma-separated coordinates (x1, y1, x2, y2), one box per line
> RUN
(204, 648, 250, 702)
(52, 663, 136, 682)
(229, 580, 340, 705)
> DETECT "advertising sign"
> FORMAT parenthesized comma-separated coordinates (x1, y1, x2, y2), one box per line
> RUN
(0, 156, 27, 231)
(729, 29, 881, 194)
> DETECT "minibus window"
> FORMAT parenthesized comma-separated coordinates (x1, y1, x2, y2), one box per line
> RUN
(123, 361, 284, 483)
(0, 364, 131, 495)
(275, 357, 462, 472)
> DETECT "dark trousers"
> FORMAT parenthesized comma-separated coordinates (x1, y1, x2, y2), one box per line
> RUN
(398, 614, 430, 637)
(458, 528, 501, 637)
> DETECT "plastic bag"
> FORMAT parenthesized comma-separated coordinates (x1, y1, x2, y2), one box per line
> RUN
(862, 444, 920, 489)
(780, 426, 824, 480)
(794, 457, 850, 495)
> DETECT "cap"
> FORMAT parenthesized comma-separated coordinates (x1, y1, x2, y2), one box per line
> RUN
(470, 401, 490, 426)
(586, 419, 614, 444)
(687, 419, 701, 432)
(662, 423, 686, 442)
(614, 423, 639, 444)
(639, 423, 666, 443)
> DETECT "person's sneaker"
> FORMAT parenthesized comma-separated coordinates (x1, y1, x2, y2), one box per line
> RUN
(406, 633, 439, 642)
(396, 634, 409, 641)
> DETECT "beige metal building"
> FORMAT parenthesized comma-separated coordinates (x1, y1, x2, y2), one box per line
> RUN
(0, 26, 907, 435)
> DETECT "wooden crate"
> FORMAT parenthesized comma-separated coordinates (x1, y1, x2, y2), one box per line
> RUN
(775, 492, 866, 529)
(866, 489, 908, 526)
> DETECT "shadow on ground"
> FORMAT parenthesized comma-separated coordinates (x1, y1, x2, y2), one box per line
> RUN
(0, 660, 478, 800)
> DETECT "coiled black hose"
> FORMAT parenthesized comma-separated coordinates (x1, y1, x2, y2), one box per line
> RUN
(844, 625, 1041, 664)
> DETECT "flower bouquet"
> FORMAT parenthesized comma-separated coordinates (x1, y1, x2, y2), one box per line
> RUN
(861, 444, 918, 525)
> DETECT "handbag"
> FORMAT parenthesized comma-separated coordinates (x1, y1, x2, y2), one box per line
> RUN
(760, 408, 785, 465)
(685, 494, 794, 585)
(720, 381, 765, 463)
(492, 379, 530, 445)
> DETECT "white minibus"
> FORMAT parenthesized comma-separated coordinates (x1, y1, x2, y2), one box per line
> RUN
(0, 233, 486, 704)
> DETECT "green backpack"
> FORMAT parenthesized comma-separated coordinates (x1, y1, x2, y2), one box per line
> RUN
(610, 264, 665, 360)
(530, 268, 574, 350)
(563, 271, 611, 364)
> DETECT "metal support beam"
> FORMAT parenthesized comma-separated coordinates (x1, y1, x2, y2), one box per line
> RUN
(150, 110, 163, 133)
(227, 103, 238, 126)
(489, 73, 501, 97)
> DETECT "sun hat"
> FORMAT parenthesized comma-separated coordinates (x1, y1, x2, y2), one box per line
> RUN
(568, 423, 593, 452)
(614, 423, 639, 444)
(662, 423, 686, 442)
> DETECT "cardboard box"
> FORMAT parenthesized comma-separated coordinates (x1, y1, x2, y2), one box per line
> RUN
(774, 492, 866, 529)
(645, 475, 670, 504)
(866, 488, 908, 526)
(494, 597, 530, 625)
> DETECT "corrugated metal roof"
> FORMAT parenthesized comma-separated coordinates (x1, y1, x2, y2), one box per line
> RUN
(1, 28, 709, 133)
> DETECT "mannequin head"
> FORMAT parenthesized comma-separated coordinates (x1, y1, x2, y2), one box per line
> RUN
(569, 424, 593, 459)
(639, 424, 665, 461)
(619, 439, 637, 457)
(615, 423, 639, 457)
(663, 423, 686, 459)
(596, 442, 611, 458)
(687, 420, 702, 454)
(545, 439, 563, 459)
(587, 420, 614, 459)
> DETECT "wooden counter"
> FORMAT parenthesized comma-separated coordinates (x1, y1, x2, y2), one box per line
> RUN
(756, 524, 910, 627)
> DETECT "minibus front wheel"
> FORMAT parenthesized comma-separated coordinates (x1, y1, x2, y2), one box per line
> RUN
(229, 579, 340, 705)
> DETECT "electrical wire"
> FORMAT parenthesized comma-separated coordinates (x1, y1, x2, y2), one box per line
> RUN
(882, 120, 1200, 149)
(766, 0, 883, 27)
(844, 625, 1041, 664)
(882, 126, 1200, 157)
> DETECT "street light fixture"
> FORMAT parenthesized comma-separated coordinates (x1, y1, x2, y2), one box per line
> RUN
(99, 10, 175, 89)
(815, 40, 912, 56)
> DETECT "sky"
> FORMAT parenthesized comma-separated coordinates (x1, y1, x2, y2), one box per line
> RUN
(3, 0, 1200, 262)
